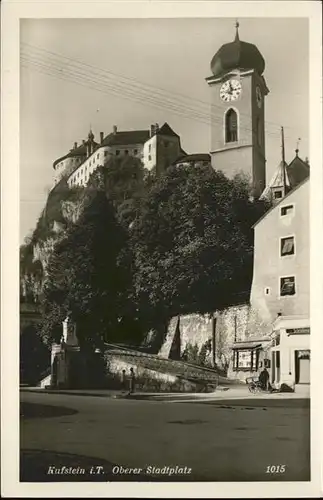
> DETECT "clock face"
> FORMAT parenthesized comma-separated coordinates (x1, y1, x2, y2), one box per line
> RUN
(220, 79, 242, 102)
(256, 86, 262, 108)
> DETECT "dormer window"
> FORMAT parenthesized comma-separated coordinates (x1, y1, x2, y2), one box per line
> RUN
(273, 189, 283, 199)
(225, 108, 238, 143)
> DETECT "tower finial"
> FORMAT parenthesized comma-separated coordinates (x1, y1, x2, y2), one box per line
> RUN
(295, 137, 301, 156)
(235, 20, 240, 41)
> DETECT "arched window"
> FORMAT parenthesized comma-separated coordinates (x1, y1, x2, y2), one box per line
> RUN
(225, 108, 238, 143)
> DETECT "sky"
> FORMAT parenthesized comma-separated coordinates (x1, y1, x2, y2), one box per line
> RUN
(20, 17, 309, 243)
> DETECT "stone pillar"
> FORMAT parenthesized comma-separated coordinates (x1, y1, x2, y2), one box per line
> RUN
(50, 343, 62, 387)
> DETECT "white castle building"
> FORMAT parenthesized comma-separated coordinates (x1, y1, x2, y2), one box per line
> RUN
(53, 122, 187, 188)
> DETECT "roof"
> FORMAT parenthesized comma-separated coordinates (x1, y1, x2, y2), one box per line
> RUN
(53, 140, 99, 168)
(210, 27, 265, 78)
(102, 130, 150, 147)
(232, 336, 271, 350)
(253, 176, 309, 228)
(260, 160, 290, 200)
(174, 153, 211, 164)
(260, 152, 310, 202)
(156, 122, 179, 138)
(286, 154, 310, 188)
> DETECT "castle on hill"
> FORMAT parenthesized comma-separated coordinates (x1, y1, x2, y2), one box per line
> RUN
(35, 22, 310, 391)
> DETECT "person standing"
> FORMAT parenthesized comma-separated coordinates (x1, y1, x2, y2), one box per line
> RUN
(259, 367, 270, 391)
(128, 367, 135, 395)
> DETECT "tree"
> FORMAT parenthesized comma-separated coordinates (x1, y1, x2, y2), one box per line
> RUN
(41, 189, 142, 349)
(102, 156, 146, 228)
(20, 324, 50, 384)
(131, 164, 268, 328)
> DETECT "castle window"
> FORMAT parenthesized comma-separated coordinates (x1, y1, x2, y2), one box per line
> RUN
(225, 108, 238, 143)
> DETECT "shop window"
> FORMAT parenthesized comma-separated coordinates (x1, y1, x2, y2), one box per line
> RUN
(281, 236, 295, 256)
(281, 204, 293, 216)
(280, 276, 296, 296)
(233, 349, 259, 371)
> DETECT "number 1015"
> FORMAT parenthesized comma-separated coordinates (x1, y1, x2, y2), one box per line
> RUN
(266, 465, 286, 473)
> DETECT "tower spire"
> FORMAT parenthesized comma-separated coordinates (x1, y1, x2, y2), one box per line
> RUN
(235, 20, 240, 41)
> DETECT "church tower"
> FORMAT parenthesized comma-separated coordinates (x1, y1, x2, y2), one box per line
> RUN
(206, 22, 269, 198)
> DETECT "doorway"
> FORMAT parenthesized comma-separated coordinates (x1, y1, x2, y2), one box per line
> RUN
(295, 350, 310, 384)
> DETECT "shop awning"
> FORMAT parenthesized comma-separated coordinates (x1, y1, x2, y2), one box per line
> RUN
(232, 342, 262, 350)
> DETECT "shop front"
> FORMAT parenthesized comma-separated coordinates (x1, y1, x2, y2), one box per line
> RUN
(270, 315, 310, 389)
(229, 336, 271, 382)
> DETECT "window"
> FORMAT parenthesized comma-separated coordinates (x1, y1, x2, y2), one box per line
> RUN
(281, 236, 295, 256)
(149, 144, 151, 152)
(125, 150, 129, 155)
(104, 151, 108, 157)
(233, 349, 259, 371)
(148, 155, 152, 161)
(265, 287, 270, 295)
(225, 108, 238, 143)
(134, 149, 138, 155)
(116, 150, 120, 156)
(280, 276, 296, 296)
(273, 190, 283, 199)
(281, 205, 294, 216)
(97, 153, 99, 159)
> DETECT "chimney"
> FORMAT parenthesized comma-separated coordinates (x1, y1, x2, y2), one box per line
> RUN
(155, 123, 159, 132)
(100, 131, 104, 143)
(150, 124, 155, 137)
(74, 141, 77, 149)
(87, 143, 91, 157)
(113, 125, 117, 135)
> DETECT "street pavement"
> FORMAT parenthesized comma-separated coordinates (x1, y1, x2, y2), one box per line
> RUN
(20, 390, 310, 482)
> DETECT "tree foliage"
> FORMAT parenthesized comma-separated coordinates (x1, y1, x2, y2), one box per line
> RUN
(131, 164, 268, 323)
(30, 156, 269, 351)
(41, 190, 141, 348)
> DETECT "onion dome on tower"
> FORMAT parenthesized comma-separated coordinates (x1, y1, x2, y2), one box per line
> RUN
(210, 21, 265, 78)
